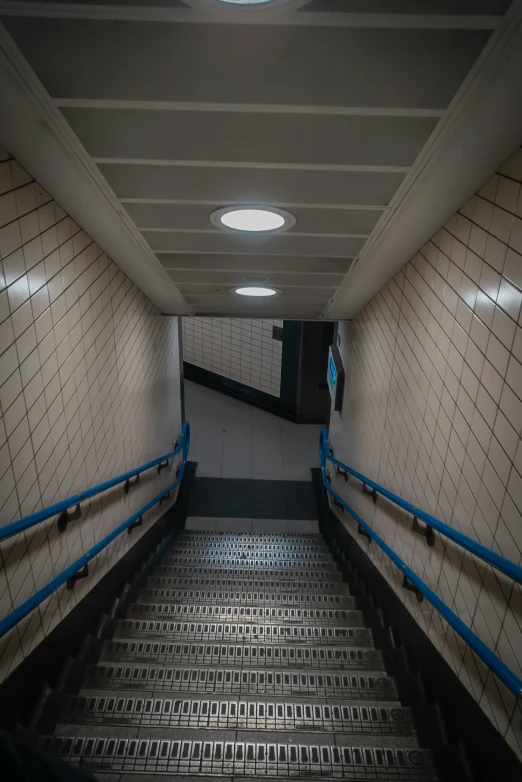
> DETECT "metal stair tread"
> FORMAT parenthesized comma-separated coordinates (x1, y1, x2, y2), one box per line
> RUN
(57, 694, 415, 736)
(152, 566, 342, 580)
(38, 733, 435, 779)
(99, 640, 385, 669)
(112, 620, 373, 646)
(136, 589, 356, 607)
(83, 664, 396, 699)
(146, 577, 349, 594)
(124, 603, 364, 626)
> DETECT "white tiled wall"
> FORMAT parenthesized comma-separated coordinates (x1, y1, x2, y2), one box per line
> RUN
(328, 146, 522, 758)
(182, 317, 283, 397)
(0, 146, 183, 683)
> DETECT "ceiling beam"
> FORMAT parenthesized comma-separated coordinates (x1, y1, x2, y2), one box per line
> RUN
(93, 158, 411, 174)
(136, 228, 369, 239)
(54, 99, 445, 119)
(155, 249, 353, 258)
(0, 3, 502, 30)
(120, 198, 389, 211)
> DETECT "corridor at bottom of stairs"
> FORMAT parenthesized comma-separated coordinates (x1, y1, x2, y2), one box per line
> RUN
(34, 520, 437, 782)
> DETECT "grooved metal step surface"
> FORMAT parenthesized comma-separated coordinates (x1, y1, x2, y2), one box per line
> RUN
(101, 640, 385, 669)
(60, 695, 415, 735)
(126, 603, 364, 626)
(164, 553, 333, 565)
(147, 576, 349, 594)
(113, 619, 373, 645)
(162, 558, 337, 570)
(38, 528, 437, 782)
(153, 565, 342, 580)
(173, 543, 329, 555)
(38, 735, 435, 779)
(137, 588, 356, 608)
(179, 533, 323, 543)
(84, 665, 397, 700)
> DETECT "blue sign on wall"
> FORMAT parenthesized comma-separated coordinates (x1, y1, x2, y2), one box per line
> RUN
(327, 344, 344, 413)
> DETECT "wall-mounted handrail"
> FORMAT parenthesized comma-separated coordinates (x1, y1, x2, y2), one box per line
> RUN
(319, 427, 522, 698)
(320, 428, 522, 586)
(0, 421, 190, 641)
(0, 425, 189, 543)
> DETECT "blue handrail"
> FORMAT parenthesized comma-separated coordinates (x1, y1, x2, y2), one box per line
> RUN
(0, 421, 190, 641)
(319, 427, 522, 698)
(0, 428, 188, 543)
(320, 428, 522, 586)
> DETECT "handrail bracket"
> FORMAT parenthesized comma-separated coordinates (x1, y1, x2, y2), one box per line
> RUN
(157, 459, 169, 474)
(362, 483, 377, 504)
(336, 466, 348, 482)
(159, 491, 171, 505)
(128, 517, 143, 534)
(357, 524, 372, 542)
(124, 474, 140, 494)
(57, 503, 81, 534)
(67, 564, 88, 590)
(412, 516, 435, 547)
(402, 575, 423, 602)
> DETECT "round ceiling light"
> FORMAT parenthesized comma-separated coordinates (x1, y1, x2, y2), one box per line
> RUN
(216, 1, 275, 4)
(210, 206, 295, 234)
(233, 286, 279, 297)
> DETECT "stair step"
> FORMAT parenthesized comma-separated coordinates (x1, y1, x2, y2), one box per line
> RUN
(153, 565, 342, 580)
(58, 695, 415, 736)
(84, 664, 397, 700)
(146, 576, 349, 594)
(137, 588, 356, 608)
(125, 603, 364, 626)
(160, 556, 339, 571)
(172, 543, 329, 555)
(180, 532, 323, 543)
(38, 734, 435, 779)
(113, 620, 373, 646)
(100, 641, 385, 670)
(165, 552, 333, 563)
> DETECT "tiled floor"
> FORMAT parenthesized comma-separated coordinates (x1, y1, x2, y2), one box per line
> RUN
(185, 517, 319, 533)
(184, 380, 321, 480)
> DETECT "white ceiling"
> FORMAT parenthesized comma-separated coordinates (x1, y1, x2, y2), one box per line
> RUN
(0, 0, 521, 318)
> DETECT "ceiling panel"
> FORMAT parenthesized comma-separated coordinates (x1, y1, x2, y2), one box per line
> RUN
(178, 283, 335, 297)
(167, 270, 343, 287)
(4, 19, 489, 109)
(100, 164, 405, 206)
(142, 230, 365, 257)
(123, 202, 383, 234)
(61, 108, 436, 168)
(159, 255, 352, 274)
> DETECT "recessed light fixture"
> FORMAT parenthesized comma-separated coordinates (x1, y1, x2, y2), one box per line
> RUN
(233, 286, 280, 297)
(216, 0, 275, 4)
(187, 1, 311, 10)
(211, 205, 295, 234)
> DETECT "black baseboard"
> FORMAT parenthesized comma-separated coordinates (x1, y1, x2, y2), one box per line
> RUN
(311, 468, 522, 782)
(184, 362, 300, 421)
(0, 462, 197, 730)
(189, 477, 316, 519)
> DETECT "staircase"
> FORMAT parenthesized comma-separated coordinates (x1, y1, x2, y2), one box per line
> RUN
(34, 525, 438, 780)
